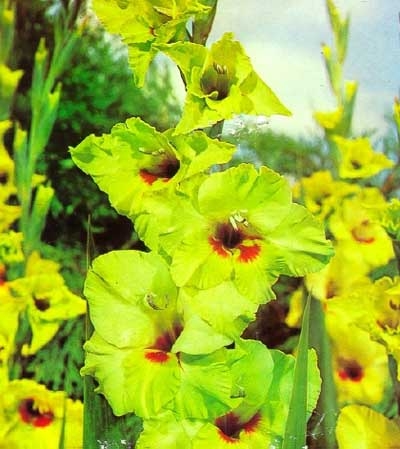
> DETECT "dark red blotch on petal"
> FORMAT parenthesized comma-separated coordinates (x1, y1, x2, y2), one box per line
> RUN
(145, 324, 183, 364)
(0, 265, 6, 285)
(140, 157, 180, 185)
(19, 398, 54, 427)
(215, 411, 261, 443)
(338, 359, 364, 382)
(210, 223, 262, 263)
(242, 412, 262, 433)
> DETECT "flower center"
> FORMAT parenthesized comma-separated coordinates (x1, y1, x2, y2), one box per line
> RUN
(215, 223, 244, 249)
(201, 62, 230, 100)
(33, 295, 50, 311)
(19, 398, 54, 427)
(145, 324, 183, 364)
(338, 359, 363, 382)
(350, 159, 362, 170)
(215, 411, 261, 443)
(209, 221, 262, 263)
(140, 156, 180, 185)
(0, 171, 8, 184)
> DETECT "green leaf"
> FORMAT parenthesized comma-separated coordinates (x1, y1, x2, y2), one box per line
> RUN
(282, 294, 311, 449)
(261, 348, 321, 445)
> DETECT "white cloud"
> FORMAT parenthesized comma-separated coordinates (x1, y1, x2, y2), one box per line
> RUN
(207, 0, 399, 137)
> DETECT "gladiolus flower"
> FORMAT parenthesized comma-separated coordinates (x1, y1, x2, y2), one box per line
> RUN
(169, 164, 333, 303)
(0, 379, 83, 449)
(336, 405, 400, 449)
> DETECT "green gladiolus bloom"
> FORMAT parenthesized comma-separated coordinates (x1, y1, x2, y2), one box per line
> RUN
(81, 250, 243, 418)
(158, 33, 291, 134)
(168, 164, 333, 302)
(92, 0, 210, 86)
(135, 345, 320, 449)
(70, 117, 235, 226)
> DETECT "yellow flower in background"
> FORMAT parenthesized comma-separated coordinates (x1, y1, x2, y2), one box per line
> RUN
(293, 170, 358, 220)
(326, 276, 400, 379)
(7, 252, 86, 355)
(336, 405, 400, 449)
(366, 277, 400, 379)
(329, 188, 394, 269)
(0, 379, 82, 449)
(0, 121, 21, 231)
(0, 121, 17, 202)
(333, 135, 394, 179)
(306, 245, 370, 301)
(0, 333, 11, 389)
(285, 287, 305, 328)
(327, 320, 389, 406)
(0, 276, 26, 366)
(314, 107, 343, 132)
(0, 231, 24, 266)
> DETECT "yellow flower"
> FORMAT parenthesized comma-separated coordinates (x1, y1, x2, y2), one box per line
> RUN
(336, 405, 400, 449)
(306, 245, 370, 301)
(327, 319, 389, 406)
(333, 135, 394, 179)
(7, 252, 86, 355)
(293, 170, 358, 220)
(0, 121, 17, 202)
(329, 188, 394, 269)
(314, 107, 343, 131)
(285, 287, 305, 328)
(0, 231, 24, 266)
(0, 379, 83, 449)
(326, 276, 400, 380)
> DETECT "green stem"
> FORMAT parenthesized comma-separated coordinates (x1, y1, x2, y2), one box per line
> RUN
(389, 355, 400, 416)
(309, 298, 338, 449)
(192, 0, 218, 45)
(393, 240, 400, 275)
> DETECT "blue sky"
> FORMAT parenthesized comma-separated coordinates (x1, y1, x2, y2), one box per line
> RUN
(202, 0, 400, 138)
